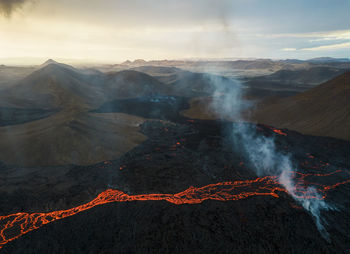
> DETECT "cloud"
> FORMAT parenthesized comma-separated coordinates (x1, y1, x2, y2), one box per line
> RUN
(0, 0, 29, 17)
(274, 30, 350, 54)
(301, 42, 350, 51)
(307, 30, 350, 41)
(266, 30, 350, 41)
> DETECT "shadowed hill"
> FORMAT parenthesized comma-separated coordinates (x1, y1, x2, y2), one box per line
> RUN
(252, 70, 350, 141)
(256, 66, 348, 86)
(104, 70, 171, 99)
(0, 111, 147, 166)
(0, 63, 102, 109)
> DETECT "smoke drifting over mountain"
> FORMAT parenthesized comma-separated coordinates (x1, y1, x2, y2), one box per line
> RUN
(209, 75, 334, 240)
(0, 0, 29, 17)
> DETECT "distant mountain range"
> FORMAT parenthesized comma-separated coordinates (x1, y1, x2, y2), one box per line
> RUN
(307, 57, 350, 63)
(95, 57, 350, 80)
(121, 57, 350, 65)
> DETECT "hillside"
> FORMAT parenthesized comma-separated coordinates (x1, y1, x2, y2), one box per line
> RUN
(258, 66, 347, 86)
(0, 61, 173, 166)
(0, 111, 147, 166)
(252, 70, 350, 141)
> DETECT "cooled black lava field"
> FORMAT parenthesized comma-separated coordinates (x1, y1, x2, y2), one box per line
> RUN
(1, 108, 350, 253)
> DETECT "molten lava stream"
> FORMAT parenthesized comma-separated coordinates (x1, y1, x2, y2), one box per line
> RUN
(0, 176, 283, 249)
(0, 171, 349, 249)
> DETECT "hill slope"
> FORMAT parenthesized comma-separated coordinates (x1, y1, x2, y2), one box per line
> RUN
(0, 111, 147, 166)
(0, 61, 172, 166)
(253, 66, 348, 86)
(252, 70, 350, 141)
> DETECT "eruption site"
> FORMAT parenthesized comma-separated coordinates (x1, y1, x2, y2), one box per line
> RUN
(1, 169, 349, 249)
(0, 0, 350, 251)
(206, 72, 349, 240)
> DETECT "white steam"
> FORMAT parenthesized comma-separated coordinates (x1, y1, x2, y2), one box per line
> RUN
(208, 74, 333, 240)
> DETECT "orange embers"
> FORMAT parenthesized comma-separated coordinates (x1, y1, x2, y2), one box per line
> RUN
(169, 141, 182, 151)
(1, 170, 349, 249)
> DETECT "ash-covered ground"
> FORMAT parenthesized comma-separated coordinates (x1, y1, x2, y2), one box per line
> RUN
(1, 112, 350, 253)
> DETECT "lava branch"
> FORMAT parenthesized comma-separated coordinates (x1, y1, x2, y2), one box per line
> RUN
(272, 129, 287, 136)
(1, 172, 349, 249)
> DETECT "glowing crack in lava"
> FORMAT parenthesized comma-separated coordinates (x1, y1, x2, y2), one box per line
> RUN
(265, 125, 288, 136)
(272, 129, 287, 136)
(1, 171, 349, 249)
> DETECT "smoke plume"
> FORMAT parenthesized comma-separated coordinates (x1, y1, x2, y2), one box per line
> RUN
(208, 74, 334, 240)
(0, 0, 29, 17)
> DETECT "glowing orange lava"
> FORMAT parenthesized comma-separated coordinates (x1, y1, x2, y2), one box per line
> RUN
(272, 129, 287, 136)
(0, 171, 349, 249)
(260, 124, 287, 136)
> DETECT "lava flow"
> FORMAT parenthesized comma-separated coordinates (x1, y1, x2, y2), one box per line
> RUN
(1, 171, 349, 249)
(272, 129, 287, 136)
(259, 124, 288, 136)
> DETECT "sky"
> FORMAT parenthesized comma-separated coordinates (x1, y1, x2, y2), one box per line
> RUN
(0, 0, 349, 64)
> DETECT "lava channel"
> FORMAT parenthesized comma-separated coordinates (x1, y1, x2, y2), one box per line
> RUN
(1, 172, 349, 249)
